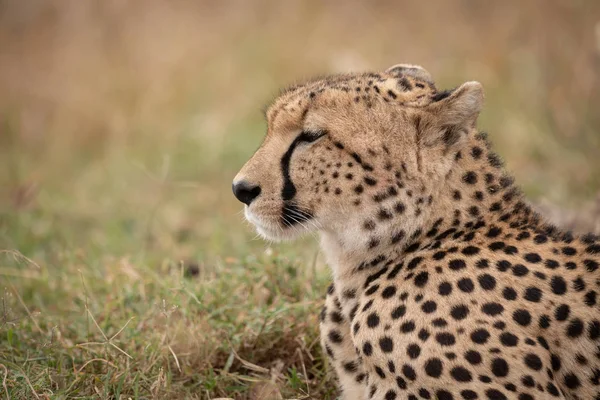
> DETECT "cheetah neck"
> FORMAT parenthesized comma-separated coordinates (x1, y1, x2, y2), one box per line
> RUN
(320, 131, 545, 301)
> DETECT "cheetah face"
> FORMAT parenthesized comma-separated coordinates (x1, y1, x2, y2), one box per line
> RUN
(233, 65, 483, 242)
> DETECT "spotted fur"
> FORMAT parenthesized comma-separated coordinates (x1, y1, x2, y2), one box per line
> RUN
(233, 64, 600, 400)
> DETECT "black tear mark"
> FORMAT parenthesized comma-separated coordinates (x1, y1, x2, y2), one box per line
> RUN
(279, 131, 326, 226)
(280, 130, 327, 201)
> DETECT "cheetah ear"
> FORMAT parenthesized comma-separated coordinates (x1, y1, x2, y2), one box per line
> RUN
(385, 64, 434, 85)
(429, 81, 484, 127)
(419, 81, 484, 147)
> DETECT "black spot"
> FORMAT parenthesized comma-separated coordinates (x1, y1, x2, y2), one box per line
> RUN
(524, 286, 542, 302)
(550, 276, 567, 295)
(502, 287, 517, 301)
(581, 259, 599, 274)
(478, 274, 496, 290)
(330, 311, 344, 324)
(524, 353, 542, 371)
(489, 242, 505, 251)
(328, 330, 343, 344)
(436, 332, 456, 346)
(512, 264, 529, 276)
(512, 309, 531, 326)
(485, 389, 507, 400)
(491, 358, 509, 377)
(343, 361, 357, 373)
(482, 303, 504, 316)
(436, 391, 453, 400)
(499, 332, 518, 347)
(585, 290, 597, 306)
(462, 246, 480, 256)
(406, 257, 423, 271)
(451, 304, 470, 320)
(463, 171, 478, 184)
(367, 313, 380, 328)
(365, 284, 379, 296)
(424, 358, 443, 377)
(450, 366, 472, 382)
(394, 202, 406, 214)
(457, 278, 475, 293)
(414, 272, 429, 288)
(379, 336, 394, 353)
(546, 383, 560, 397)
(461, 390, 478, 400)
(400, 321, 416, 333)
(391, 230, 406, 244)
(381, 286, 397, 299)
(402, 364, 417, 381)
(362, 341, 373, 356)
(439, 282, 453, 296)
(471, 329, 490, 344)
(391, 305, 406, 319)
(384, 390, 397, 400)
(421, 301, 437, 314)
(449, 259, 467, 271)
(550, 354, 561, 371)
(407, 343, 421, 359)
(465, 350, 482, 365)
(524, 253, 542, 263)
(563, 373, 580, 389)
(364, 176, 378, 186)
(482, 151, 502, 169)
(378, 208, 393, 221)
(567, 318, 584, 337)
(588, 320, 600, 339)
(539, 315, 551, 329)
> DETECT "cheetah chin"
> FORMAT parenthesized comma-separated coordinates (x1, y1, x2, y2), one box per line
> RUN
(233, 63, 600, 400)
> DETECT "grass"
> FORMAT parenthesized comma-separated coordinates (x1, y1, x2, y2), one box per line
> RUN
(1, 1, 600, 399)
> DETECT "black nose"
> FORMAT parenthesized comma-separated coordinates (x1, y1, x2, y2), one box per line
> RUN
(232, 181, 261, 205)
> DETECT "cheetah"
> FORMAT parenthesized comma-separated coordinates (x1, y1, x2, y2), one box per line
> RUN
(232, 64, 600, 400)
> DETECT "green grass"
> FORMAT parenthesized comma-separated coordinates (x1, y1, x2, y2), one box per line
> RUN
(1, 1, 600, 399)
(1, 200, 335, 399)
(0, 136, 338, 399)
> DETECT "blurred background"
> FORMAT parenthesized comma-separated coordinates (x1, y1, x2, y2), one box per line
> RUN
(0, 1, 599, 399)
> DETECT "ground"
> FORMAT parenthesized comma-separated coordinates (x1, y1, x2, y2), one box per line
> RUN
(0, 1, 599, 399)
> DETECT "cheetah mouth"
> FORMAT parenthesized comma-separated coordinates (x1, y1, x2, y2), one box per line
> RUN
(244, 204, 315, 241)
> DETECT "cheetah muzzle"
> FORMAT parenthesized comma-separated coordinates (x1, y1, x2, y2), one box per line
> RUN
(233, 64, 600, 400)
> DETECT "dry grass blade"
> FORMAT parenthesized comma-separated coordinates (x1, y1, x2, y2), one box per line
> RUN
(0, 250, 42, 270)
(168, 345, 182, 373)
(76, 358, 117, 374)
(225, 336, 269, 374)
(8, 282, 42, 334)
(0, 364, 9, 400)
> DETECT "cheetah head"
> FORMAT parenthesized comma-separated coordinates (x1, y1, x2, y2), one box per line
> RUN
(233, 64, 483, 244)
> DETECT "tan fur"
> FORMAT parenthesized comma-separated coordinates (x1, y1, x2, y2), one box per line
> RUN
(233, 65, 600, 400)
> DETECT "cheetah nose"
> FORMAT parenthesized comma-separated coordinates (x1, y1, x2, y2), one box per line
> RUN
(232, 180, 261, 206)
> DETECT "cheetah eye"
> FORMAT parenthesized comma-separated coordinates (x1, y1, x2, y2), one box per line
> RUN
(298, 129, 327, 143)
